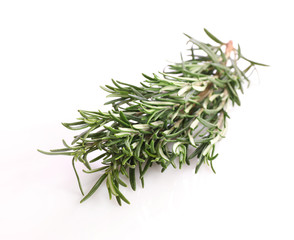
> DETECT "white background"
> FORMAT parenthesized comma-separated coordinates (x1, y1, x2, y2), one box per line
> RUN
(0, 0, 293, 239)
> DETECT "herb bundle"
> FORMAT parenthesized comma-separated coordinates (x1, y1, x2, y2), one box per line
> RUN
(38, 29, 267, 205)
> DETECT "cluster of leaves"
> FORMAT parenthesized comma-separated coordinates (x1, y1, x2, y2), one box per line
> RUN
(38, 29, 267, 205)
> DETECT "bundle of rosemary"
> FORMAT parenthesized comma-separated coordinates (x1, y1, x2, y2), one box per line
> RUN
(38, 29, 267, 205)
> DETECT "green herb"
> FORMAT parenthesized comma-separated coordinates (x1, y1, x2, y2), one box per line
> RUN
(38, 29, 267, 205)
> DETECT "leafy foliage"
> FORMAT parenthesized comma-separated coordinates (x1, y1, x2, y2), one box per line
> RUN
(38, 29, 266, 205)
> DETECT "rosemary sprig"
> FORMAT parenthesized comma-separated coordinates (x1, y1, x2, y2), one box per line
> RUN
(38, 29, 267, 205)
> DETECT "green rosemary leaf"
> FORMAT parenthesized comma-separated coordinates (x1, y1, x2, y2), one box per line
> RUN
(204, 28, 224, 44)
(149, 120, 164, 128)
(116, 80, 142, 90)
(188, 143, 209, 160)
(111, 79, 123, 89)
(112, 182, 130, 204)
(227, 83, 241, 106)
(118, 127, 138, 133)
(188, 130, 196, 147)
(134, 137, 144, 161)
(138, 161, 144, 188)
(119, 111, 131, 125)
(140, 102, 170, 110)
(208, 77, 226, 88)
(104, 126, 120, 133)
(132, 124, 150, 131)
(107, 173, 118, 196)
(160, 85, 179, 92)
(100, 85, 115, 94)
(120, 165, 129, 177)
(178, 85, 192, 96)
(142, 101, 175, 106)
(140, 159, 152, 179)
(113, 180, 122, 206)
(208, 152, 219, 161)
(237, 44, 241, 60)
(129, 158, 136, 191)
(158, 142, 169, 162)
(106, 180, 112, 200)
(108, 111, 130, 127)
(72, 157, 84, 196)
(195, 156, 205, 173)
(115, 132, 133, 138)
(107, 93, 129, 98)
(203, 103, 225, 115)
(37, 149, 74, 156)
(82, 166, 109, 173)
(163, 124, 190, 138)
(141, 73, 154, 81)
(194, 137, 214, 144)
(113, 171, 127, 187)
(184, 34, 219, 63)
(190, 118, 199, 130)
(241, 55, 269, 66)
(122, 156, 132, 165)
(80, 173, 107, 203)
(197, 116, 217, 129)
(150, 140, 156, 153)
(210, 160, 216, 174)
(62, 122, 88, 131)
(49, 147, 71, 152)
